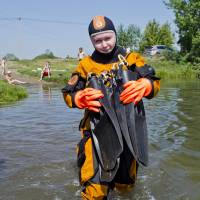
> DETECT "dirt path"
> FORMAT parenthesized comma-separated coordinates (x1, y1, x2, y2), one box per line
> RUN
(0, 68, 45, 85)
(1, 62, 57, 85)
(0, 60, 39, 84)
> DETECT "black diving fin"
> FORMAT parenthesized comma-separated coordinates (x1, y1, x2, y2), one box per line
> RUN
(115, 63, 149, 166)
(87, 74, 123, 182)
(113, 68, 138, 162)
(85, 51, 149, 183)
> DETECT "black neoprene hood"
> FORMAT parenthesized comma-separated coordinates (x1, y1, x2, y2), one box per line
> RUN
(88, 16, 116, 36)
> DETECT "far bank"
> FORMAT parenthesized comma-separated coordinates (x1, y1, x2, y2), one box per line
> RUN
(6, 57, 200, 84)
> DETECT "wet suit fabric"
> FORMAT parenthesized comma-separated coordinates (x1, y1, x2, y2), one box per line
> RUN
(62, 46, 160, 199)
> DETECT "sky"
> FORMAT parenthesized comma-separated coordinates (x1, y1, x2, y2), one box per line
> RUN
(0, 0, 176, 59)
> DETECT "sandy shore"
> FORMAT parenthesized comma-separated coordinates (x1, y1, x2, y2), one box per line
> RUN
(0, 68, 49, 85)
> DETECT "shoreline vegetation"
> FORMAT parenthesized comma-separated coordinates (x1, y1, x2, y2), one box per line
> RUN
(14, 57, 200, 82)
(0, 56, 199, 105)
(0, 80, 28, 106)
(146, 57, 200, 80)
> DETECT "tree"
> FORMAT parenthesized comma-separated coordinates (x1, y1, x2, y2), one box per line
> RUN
(45, 49, 51, 55)
(190, 31, 200, 63)
(139, 19, 174, 51)
(117, 24, 142, 50)
(5, 53, 19, 61)
(159, 23, 174, 46)
(165, 0, 200, 62)
(34, 49, 57, 59)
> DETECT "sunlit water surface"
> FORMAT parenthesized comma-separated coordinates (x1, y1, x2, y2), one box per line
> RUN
(0, 80, 199, 200)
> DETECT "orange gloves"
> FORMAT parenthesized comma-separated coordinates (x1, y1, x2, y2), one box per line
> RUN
(75, 79, 151, 110)
(74, 88, 104, 112)
(120, 78, 152, 105)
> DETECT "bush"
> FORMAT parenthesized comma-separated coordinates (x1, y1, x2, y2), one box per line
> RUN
(34, 52, 57, 60)
(5, 53, 19, 61)
(161, 50, 181, 63)
(146, 57, 197, 79)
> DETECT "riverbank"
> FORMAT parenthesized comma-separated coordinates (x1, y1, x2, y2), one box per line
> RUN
(146, 57, 200, 79)
(8, 58, 77, 84)
(1, 56, 199, 105)
(7, 57, 200, 83)
(0, 80, 28, 106)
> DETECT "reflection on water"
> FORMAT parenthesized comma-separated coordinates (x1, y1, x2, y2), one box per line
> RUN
(40, 84, 52, 103)
(0, 84, 82, 200)
(0, 81, 200, 200)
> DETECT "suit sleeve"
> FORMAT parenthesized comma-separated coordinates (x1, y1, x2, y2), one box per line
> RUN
(61, 73, 86, 108)
(126, 52, 160, 98)
(132, 64, 160, 99)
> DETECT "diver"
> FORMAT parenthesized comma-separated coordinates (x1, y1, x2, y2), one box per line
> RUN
(62, 15, 160, 199)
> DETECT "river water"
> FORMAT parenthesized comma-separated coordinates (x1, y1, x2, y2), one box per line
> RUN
(0, 81, 199, 200)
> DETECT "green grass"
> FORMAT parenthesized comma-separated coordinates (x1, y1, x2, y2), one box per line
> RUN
(7, 57, 200, 83)
(9, 58, 78, 84)
(145, 57, 200, 80)
(2, 57, 199, 105)
(0, 80, 28, 106)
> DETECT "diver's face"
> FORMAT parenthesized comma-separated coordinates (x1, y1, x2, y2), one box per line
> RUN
(91, 32, 116, 54)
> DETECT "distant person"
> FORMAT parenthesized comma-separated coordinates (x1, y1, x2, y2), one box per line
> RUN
(40, 61, 51, 80)
(5, 71, 26, 85)
(77, 47, 86, 61)
(1, 57, 7, 75)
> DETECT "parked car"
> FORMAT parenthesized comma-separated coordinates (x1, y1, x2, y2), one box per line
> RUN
(144, 45, 173, 56)
(143, 46, 153, 56)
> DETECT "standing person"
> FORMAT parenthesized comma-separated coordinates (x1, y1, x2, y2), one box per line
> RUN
(40, 61, 51, 80)
(77, 47, 86, 61)
(62, 16, 160, 199)
(1, 57, 7, 75)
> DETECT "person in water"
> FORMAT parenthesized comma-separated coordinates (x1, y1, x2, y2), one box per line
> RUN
(62, 16, 160, 199)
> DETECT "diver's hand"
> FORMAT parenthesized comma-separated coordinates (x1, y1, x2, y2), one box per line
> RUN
(75, 88, 104, 112)
(120, 78, 152, 105)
